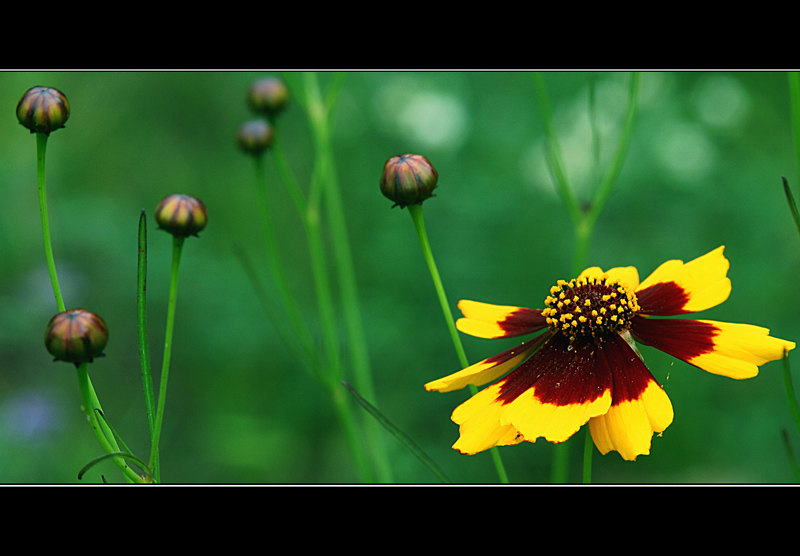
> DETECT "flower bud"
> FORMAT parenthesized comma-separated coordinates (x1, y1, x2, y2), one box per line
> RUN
(16, 86, 70, 135)
(247, 77, 289, 119)
(45, 309, 108, 366)
(237, 119, 274, 156)
(155, 194, 208, 238)
(380, 154, 438, 208)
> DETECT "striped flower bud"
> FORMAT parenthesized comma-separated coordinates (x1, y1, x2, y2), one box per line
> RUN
(155, 194, 208, 238)
(247, 77, 289, 119)
(45, 309, 108, 366)
(380, 153, 438, 208)
(237, 119, 274, 156)
(16, 86, 70, 135)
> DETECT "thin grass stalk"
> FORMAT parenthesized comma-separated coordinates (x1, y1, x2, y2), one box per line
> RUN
(252, 154, 317, 366)
(301, 72, 393, 482)
(408, 203, 509, 484)
(148, 235, 185, 483)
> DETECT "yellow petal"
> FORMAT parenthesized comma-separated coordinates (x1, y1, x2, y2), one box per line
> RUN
(576, 265, 639, 290)
(424, 340, 540, 393)
(636, 246, 731, 314)
(605, 265, 640, 290)
(450, 383, 524, 454)
(589, 380, 674, 461)
(500, 386, 612, 444)
(685, 320, 796, 379)
(456, 300, 546, 339)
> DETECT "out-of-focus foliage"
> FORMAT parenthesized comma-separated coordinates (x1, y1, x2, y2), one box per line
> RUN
(0, 71, 797, 483)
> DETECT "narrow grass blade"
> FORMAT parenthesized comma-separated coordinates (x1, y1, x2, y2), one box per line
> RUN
(342, 381, 451, 483)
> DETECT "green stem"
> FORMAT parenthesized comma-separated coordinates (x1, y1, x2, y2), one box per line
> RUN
(789, 72, 800, 184)
(784, 351, 800, 438)
(76, 363, 144, 483)
(149, 234, 185, 483)
(137, 210, 156, 437)
(298, 71, 391, 483)
(36, 132, 65, 313)
(408, 203, 509, 484)
(252, 154, 317, 365)
(532, 73, 581, 227)
(35, 131, 141, 482)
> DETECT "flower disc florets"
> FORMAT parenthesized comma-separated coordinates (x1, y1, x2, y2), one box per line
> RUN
(541, 275, 640, 343)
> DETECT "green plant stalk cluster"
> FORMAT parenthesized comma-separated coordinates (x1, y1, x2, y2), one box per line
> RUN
(243, 72, 392, 483)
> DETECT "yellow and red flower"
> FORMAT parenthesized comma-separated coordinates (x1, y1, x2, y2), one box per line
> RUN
(425, 246, 796, 461)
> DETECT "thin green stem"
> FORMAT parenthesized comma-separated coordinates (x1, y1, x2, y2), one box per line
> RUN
(35, 131, 140, 482)
(148, 234, 185, 483)
(408, 205, 469, 368)
(76, 363, 144, 483)
(782, 177, 800, 237)
(408, 203, 509, 484)
(36, 132, 65, 313)
(789, 72, 800, 183)
(252, 154, 317, 364)
(784, 351, 800, 438)
(532, 72, 581, 227)
(137, 210, 156, 437)
(298, 71, 391, 483)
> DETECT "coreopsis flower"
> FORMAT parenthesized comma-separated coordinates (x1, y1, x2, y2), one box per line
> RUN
(425, 246, 796, 461)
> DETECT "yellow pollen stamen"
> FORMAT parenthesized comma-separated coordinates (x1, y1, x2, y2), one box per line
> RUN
(543, 273, 639, 343)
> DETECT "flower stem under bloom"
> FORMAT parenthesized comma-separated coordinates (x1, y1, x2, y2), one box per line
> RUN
(425, 246, 796, 461)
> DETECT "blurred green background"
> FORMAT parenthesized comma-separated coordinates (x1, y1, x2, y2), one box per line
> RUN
(0, 71, 798, 484)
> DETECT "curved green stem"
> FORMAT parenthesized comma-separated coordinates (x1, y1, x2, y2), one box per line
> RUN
(408, 203, 509, 484)
(36, 132, 65, 313)
(35, 131, 142, 482)
(149, 234, 185, 483)
(76, 363, 144, 483)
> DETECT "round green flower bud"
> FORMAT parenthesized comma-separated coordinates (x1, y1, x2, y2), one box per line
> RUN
(155, 194, 208, 238)
(16, 86, 70, 135)
(247, 77, 289, 119)
(237, 119, 274, 156)
(380, 153, 438, 208)
(45, 309, 108, 366)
